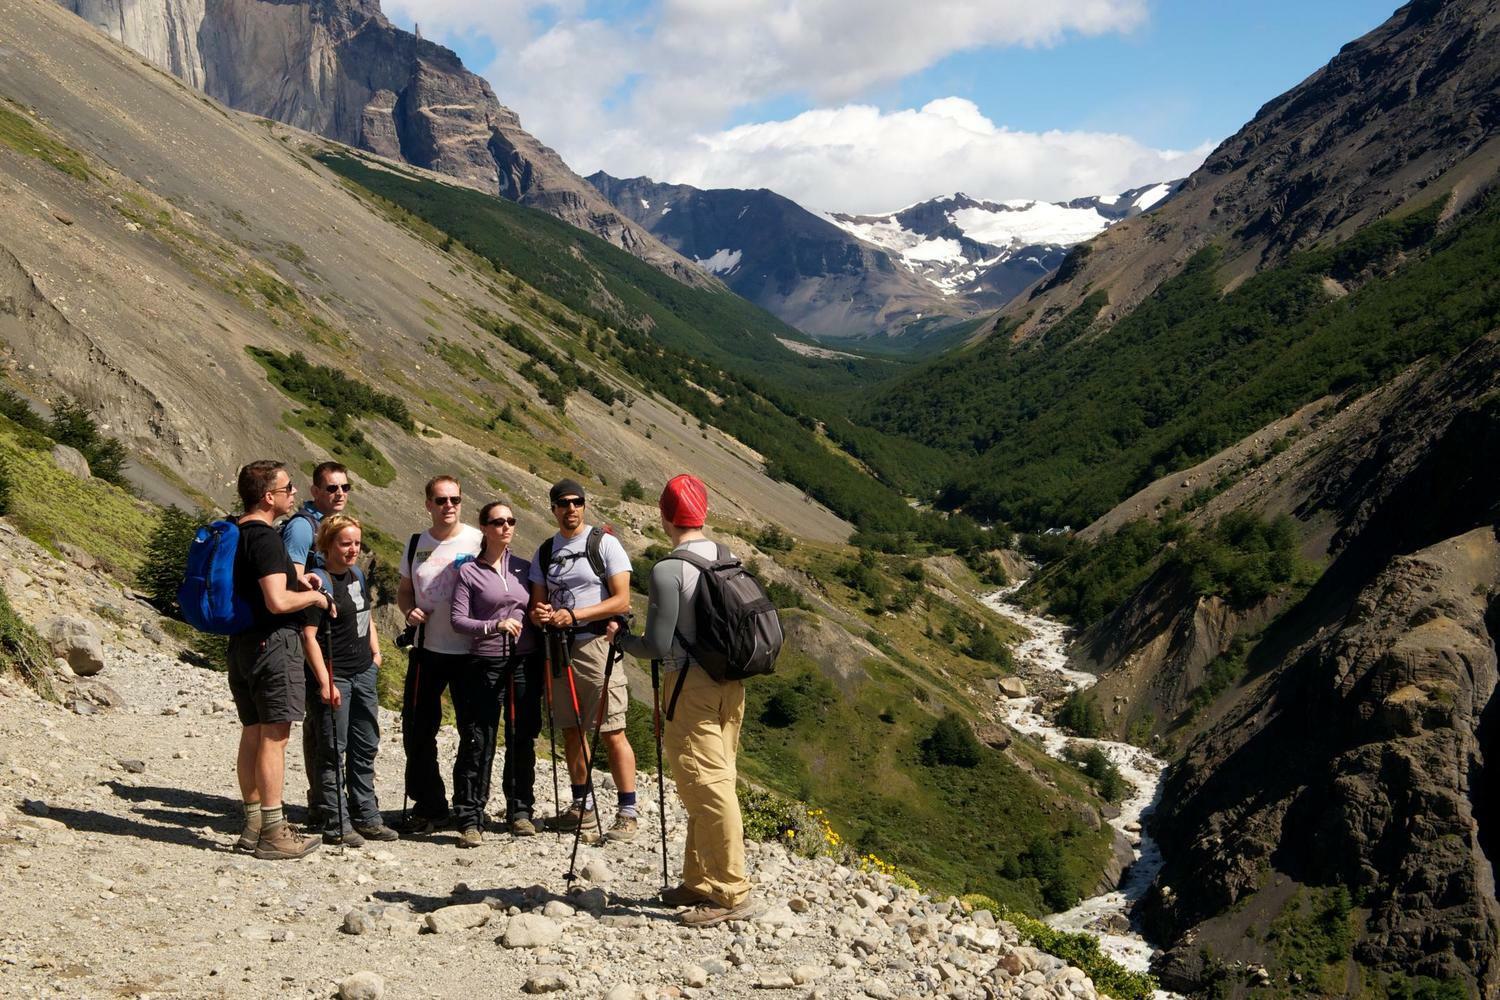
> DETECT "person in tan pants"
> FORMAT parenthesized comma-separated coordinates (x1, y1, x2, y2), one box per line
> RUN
(612, 474, 757, 925)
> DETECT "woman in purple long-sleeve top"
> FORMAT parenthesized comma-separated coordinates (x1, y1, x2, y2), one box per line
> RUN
(449, 501, 543, 843)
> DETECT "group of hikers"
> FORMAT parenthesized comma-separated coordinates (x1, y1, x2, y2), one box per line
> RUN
(217, 459, 761, 926)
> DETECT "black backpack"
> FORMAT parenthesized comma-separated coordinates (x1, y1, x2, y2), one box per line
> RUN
(664, 542, 783, 683)
(538, 525, 612, 581)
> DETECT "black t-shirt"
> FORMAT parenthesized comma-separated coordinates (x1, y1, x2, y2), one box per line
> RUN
(303, 569, 374, 676)
(235, 519, 299, 633)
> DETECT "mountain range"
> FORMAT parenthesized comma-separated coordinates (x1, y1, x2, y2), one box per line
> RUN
(588, 173, 1177, 341)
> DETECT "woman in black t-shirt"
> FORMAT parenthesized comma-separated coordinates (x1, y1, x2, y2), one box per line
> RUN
(300, 515, 398, 846)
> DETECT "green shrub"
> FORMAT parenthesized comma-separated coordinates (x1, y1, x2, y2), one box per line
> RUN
(1066, 745, 1131, 803)
(0, 389, 47, 434)
(965, 627, 1013, 668)
(138, 505, 199, 609)
(921, 712, 981, 768)
(620, 478, 645, 501)
(47, 398, 129, 486)
(0, 456, 11, 516)
(756, 524, 795, 552)
(764, 580, 808, 610)
(0, 584, 54, 699)
(1057, 690, 1104, 738)
(1173, 511, 1304, 607)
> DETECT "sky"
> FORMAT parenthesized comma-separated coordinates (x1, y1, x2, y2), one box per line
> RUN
(381, 0, 1397, 214)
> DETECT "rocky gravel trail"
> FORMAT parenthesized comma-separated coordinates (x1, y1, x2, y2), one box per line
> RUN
(0, 524, 1108, 1000)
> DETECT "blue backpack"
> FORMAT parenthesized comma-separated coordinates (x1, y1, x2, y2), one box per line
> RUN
(178, 520, 255, 635)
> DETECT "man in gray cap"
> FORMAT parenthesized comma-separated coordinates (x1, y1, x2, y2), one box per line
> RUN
(528, 479, 638, 840)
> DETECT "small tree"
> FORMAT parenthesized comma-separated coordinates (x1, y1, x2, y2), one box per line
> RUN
(621, 478, 645, 501)
(139, 506, 200, 610)
(921, 712, 981, 768)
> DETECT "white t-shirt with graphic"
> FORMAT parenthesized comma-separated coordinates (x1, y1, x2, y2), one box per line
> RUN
(400, 525, 483, 654)
(528, 527, 632, 614)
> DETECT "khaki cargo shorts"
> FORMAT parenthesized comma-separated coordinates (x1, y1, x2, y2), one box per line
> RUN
(549, 632, 628, 733)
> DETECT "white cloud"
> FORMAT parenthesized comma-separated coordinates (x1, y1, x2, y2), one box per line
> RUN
(583, 99, 1211, 214)
(382, 0, 1202, 211)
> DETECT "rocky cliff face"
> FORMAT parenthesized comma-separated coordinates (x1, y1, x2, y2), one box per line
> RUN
(54, 0, 711, 286)
(1080, 335, 1500, 992)
(1010, 0, 1500, 340)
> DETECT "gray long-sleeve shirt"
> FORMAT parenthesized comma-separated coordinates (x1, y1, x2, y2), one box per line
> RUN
(618, 538, 722, 671)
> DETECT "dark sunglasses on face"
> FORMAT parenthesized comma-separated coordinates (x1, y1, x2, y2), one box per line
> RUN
(323, 483, 353, 494)
(432, 496, 462, 507)
(553, 497, 585, 509)
(268, 483, 297, 496)
(483, 516, 517, 527)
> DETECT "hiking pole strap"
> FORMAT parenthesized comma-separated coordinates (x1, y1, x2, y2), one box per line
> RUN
(664, 663, 690, 722)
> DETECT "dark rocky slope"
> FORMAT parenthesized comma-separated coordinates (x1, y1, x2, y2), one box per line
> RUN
(1009, 0, 1500, 340)
(56, 0, 711, 287)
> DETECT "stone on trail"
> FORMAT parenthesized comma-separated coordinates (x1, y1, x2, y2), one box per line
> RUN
(44, 617, 106, 676)
(570, 887, 608, 915)
(604, 986, 641, 1000)
(756, 973, 796, 989)
(792, 965, 825, 984)
(118, 758, 146, 774)
(679, 963, 708, 987)
(50, 443, 90, 480)
(341, 909, 377, 935)
(502, 913, 563, 948)
(338, 970, 385, 1000)
(541, 900, 575, 919)
(425, 902, 492, 933)
(580, 858, 612, 883)
(522, 971, 572, 994)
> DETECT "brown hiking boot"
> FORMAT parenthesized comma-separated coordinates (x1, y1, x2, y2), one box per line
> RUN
(660, 883, 709, 907)
(254, 822, 320, 861)
(678, 895, 763, 927)
(546, 802, 596, 833)
(457, 828, 483, 849)
(604, 813, 639, 843)
(235, 823, 260, 853)
(508, 816, 538, 837)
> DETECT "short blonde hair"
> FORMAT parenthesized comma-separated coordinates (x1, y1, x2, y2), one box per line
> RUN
(315, 513, 362, 555)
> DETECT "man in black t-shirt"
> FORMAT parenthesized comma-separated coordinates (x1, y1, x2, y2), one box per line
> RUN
(227, 460, 337, 861)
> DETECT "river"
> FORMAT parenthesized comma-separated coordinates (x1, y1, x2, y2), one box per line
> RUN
(980, 588, 1173, 983)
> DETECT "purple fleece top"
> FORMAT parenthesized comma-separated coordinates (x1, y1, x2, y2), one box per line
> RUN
(450, 550, 538, 656)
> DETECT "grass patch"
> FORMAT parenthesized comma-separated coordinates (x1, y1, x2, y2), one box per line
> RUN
(0, 99, 92, 182)
(0, 584, 55, 699)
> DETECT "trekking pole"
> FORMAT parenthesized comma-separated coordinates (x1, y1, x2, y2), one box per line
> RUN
(322, 618, 346, 856)
(400, 623, 423, 827)
(500, 629, 516, 830)
(652, 659, 669, 893)
(560, 631, 607, 842)
(566, 626, 621, 885)
(544, 628, 562, 839)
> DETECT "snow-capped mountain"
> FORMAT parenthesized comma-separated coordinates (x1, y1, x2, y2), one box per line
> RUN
(826, 183, 1180, 305)
(586, 171, 1180, 344)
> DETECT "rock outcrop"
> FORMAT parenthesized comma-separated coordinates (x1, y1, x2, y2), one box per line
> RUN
(54, 0, 711, 287)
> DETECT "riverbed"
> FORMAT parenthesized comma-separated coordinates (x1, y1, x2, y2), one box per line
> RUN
(981, 589, 1171, 977)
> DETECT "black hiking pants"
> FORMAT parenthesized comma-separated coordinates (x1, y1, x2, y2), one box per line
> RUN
(452, 651, 543, 830)
(401, 649, 463, 820)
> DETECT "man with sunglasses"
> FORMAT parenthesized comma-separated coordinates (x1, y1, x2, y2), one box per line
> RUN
(528, 479, 637, 840)
(396, 475, 482, 834)
(281, 461, 352, 831)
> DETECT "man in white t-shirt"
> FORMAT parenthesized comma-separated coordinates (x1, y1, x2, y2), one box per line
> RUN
(528, 478, 637, 841)
(396, 475, 482, 833)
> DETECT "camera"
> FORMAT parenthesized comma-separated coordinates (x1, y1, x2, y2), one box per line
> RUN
(395, 626, 416, 651)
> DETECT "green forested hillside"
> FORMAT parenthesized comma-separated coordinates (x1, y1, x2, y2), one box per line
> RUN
(317, 152, 966, 540)
(860, 194, 1500, 529)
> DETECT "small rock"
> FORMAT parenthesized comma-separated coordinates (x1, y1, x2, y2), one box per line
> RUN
(140, 621, 167, 644)
(425, 902, 492, 934)
(341, 909, 377, 935)
(604, 987, 640, 1000)
(787, 897, 810, 914)
(756, 974, 796, 989)
(791, 966, 824, 985)
(502, 913, 562, 949)
(580, 858, 612, 883)
(58, 543, 96, 571)
(43, 617, 105, 677)
(862, 981, 893, 999)
(541, 900, 575, 919)
(570, 887, 608, 915)
(522, 973, 571, 994)
(973, 909, 995, 929)
(679, 964, 708, 988)
(339, 970, 385, 1000)
(118, 759, 147, 774)
(852, 889, 883, 910)
(71, 699, 98, 717)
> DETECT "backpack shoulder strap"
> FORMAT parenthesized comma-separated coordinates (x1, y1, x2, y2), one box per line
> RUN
(586, 525, 607, 579)
(350, 564, 368, 592)
(661, 547, 712, 571)
(312, 567, 333, 592)
(539, 536, 556, 575)
(405, 533, 421, 571)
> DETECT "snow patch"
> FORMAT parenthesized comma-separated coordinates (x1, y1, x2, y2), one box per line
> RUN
(1133, 182, 1174, 211)
(950, 202, 1109, 247)
(640, 197, 651, 210)
(694, 247, 743, 275)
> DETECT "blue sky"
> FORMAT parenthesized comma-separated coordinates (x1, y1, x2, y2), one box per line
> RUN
(385, 0, 1399, 212)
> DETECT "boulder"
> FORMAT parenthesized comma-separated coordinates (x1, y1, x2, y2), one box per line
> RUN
(501, 913, 562, 948)
(338, 971, 385, 1000)
(50, 444, 90, 480)
(975, 724, 1012, 751)
(997, 678, 1029, 699)
(425, 903, 491, 934)
(43, 617, 105, 677)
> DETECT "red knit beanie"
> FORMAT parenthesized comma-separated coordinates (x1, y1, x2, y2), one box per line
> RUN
(659, 474, 708, 528)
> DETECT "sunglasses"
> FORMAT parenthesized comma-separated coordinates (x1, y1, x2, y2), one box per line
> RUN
(323, 483, 353, 494)
(483, 516, 517, 527)
(553, 497, 585, 509)
(268, 483, 297, 496)
(432, 496, 462, 507)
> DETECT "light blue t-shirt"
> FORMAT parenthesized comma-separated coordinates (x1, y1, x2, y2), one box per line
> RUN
(528, 527, 631, 612)
(280, 502, 323, 569)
